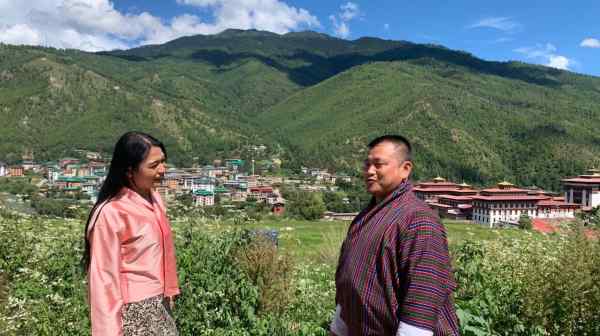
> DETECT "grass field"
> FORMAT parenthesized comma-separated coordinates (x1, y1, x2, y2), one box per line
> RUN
(172, 217, 529, 263)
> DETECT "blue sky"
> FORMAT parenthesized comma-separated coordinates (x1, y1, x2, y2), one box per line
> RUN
(1, 0, 599, 76)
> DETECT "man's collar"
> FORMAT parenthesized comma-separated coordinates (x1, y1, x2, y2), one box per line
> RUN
(370, 180, 412, 207)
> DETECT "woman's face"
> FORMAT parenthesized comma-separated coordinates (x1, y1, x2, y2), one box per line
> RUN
(130, 146, 166, 194)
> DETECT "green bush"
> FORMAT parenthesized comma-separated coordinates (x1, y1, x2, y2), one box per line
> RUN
(0, 213, 334, 335)
(453, 228, 600, 336)
(518, 214, 532, 230)
(234, 236, 294, 315)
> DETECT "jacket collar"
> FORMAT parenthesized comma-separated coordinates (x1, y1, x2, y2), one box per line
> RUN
(361, 180, 412, 221)
(118, 187, 157, 212)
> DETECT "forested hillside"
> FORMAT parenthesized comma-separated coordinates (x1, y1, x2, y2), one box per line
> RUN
(1, 29, 599, 189)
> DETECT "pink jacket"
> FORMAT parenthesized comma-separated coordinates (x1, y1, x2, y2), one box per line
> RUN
(87, 187, 180, 336)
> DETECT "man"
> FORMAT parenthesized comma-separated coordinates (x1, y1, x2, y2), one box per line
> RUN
(331, 135, 459, 336)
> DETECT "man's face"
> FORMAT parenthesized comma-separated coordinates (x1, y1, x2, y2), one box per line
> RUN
(363, 141, 412, 202)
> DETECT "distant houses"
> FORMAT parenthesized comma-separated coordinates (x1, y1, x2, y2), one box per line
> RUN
(7, 148, 596, 227)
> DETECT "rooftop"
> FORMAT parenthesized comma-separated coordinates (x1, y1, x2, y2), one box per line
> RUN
(472, 195, 548, 201)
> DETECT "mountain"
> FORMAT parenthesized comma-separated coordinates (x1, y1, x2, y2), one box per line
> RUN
(257, 60, 600, 189)
(1, 30, 599, 189)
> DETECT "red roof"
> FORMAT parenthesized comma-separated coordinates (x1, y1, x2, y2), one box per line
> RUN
(249, 187, 273, 193)
(480, 187, 529, 194)
(561, 177, 600, 184)
(416, 182, 459, 187)
(414, 187, 460, 192)
(438, 194, 474, 201)
(537, 200, 580, 208)
(428, 202, 452, 208)
(471, 195, 547, 201)
(450, 189, 479, 194)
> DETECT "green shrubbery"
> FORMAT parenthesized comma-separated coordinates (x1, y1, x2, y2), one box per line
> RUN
(453, 227, 600, 336)
(1, 209, 600, 335)
(0, 212, 333, 335)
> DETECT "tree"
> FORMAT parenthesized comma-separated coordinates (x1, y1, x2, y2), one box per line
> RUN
(287, 191, 326, 220)
(579, 206, 600, 228)
(518, 214, 532, 230)
(323, 191, 352, 213)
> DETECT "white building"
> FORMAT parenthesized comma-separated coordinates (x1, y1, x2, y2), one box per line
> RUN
(562, 169, 600, 210)
(0, 162, 7, 177)
(193, 190, 215, 207)
(472, 182, 577, 227)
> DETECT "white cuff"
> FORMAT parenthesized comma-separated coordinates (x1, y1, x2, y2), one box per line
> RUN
(396, 322, 433, 336)
(330, 304, 348, 336)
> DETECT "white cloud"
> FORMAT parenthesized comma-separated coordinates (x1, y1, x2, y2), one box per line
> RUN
(383, 23, 390, 31)
(176, 0, 319, 34)
(329, 2, 361, 39)
(580, 38, 600, 48)
(468, 17, 521, 32)
(0, 24, 43, 46)
(340, 2, 359, 21)
(547, 55, 570, 70)
(329, 15, 349, 39)
(514, 43, 574, 70)
(0, 0, 320, 51)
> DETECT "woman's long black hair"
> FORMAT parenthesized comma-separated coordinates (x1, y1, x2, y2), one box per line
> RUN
(82, 131, 166, 272)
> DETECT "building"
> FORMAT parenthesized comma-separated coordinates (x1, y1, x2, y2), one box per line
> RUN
(562, 168, 600, 210)
(471, 181, 577, 227)
(323, 211, 359, 221)
(429, 195, 474, 220)
(414, 177, 478, 202)
(59, 158, 80, 168)
(271, 198, 286, 216)
(248, 186, 274, 203)
(225, 159, 244, 172)
(182, 175, 215, 193)
(56, 176, 85, 191)
(472, 182, 544, 227)
(536, 198, 579, 219)
(0, 162, 7, 177)
(8, 165, 24, 177)
(193, 190, 215, 206)
(46, 165, 61, 184)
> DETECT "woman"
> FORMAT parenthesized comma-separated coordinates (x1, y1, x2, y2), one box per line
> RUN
(83, 131, 180, 336)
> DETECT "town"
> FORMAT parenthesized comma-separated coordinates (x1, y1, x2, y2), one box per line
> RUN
(1, 150, 599, 229)
(0, 149, 353, 218)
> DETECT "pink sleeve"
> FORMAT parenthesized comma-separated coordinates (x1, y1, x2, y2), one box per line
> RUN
(88, 210, 124, 336)
(153, 191, 180, 297)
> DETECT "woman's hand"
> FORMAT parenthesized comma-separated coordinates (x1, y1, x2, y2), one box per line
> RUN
(166, 296, 175, 311)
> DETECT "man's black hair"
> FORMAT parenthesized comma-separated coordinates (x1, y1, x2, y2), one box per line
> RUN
(367, 135, 412, 162)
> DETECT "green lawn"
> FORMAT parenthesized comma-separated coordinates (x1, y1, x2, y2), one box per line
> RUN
(173, 217, 526, 263)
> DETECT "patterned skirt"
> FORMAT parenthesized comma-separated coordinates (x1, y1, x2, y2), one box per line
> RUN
(122, 294, 178, 336)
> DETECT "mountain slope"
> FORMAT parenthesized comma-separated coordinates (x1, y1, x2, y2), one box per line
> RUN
(257, 60, 600, 189)
(1, 30, 600, 189)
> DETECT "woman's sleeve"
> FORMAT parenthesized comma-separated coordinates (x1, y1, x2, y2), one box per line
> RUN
(88, 210, 124, 336)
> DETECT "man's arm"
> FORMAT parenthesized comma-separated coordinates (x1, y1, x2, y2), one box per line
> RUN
(397, 216, 453, 335)
(330, 304, 348, 336)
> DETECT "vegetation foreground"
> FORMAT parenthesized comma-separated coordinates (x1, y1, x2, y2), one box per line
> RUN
(1, 209, 599, 335)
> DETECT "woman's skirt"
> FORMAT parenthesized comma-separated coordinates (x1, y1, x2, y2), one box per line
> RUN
(122, 294, 178, 336)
